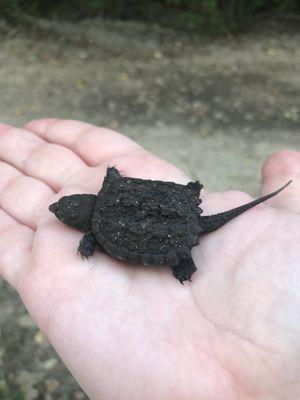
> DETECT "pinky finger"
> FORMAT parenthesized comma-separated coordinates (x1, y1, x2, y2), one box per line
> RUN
(0, 209, 33, 289)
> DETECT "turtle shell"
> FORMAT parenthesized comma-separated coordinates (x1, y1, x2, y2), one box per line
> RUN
(92, 171, 203, 266)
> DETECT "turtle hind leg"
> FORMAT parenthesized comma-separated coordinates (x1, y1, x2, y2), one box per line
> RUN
(187, 180, 203, 197)
(77, 231, 98, 258)
(172, 258, 197, 284)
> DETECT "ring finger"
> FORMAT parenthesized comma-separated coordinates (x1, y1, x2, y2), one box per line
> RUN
(0, 161, 54, 228)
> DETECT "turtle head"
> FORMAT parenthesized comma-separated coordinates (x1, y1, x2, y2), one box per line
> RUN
(49, 194, 96, 232)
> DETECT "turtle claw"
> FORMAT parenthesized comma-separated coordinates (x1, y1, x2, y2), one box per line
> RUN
(172, 258, 197, 284)
(77, 232, 97, 258)
(77, 248, 88, 260)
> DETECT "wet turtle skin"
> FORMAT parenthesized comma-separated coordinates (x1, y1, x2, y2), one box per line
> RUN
(49, 167, 291, 283)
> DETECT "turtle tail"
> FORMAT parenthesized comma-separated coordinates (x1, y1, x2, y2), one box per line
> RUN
(200, 180, 292, 234)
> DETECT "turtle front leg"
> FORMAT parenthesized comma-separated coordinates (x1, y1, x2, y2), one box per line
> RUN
(77, 231, 97, 258)
(172, 258, 197, 284)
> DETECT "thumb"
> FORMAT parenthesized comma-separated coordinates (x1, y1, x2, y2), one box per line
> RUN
(261, 150, 300, 213)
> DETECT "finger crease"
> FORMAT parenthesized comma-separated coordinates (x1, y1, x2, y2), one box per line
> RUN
(0, 205, 36, 231)
(0, 173, 23, 195)
(22, 141, 48, 171)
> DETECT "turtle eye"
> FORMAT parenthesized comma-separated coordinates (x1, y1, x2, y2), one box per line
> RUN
(56, 210, 65, 222)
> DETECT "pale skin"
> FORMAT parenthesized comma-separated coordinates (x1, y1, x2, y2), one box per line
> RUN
(0, 119, 300, 400)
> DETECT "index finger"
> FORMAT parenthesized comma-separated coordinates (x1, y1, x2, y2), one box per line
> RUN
(25, 119, 141, 167)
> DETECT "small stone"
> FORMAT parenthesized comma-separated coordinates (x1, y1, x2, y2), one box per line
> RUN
(18, 314, 36, 328)
(78, 51, 88, 59)
(267, 48, 275, 56)
(119, 72, 129, 81)
(213, 111, 227, 122)
(76, 79, 86, 90)
(154, 77, 163, 86)
(15, 107, 24, 116)
(34, 331, 49, 347)
(42, 358, 58, 370)
(108, 120, 119, 129)
(45, 379, 59, 393)
(153, 50, 162, 59)
(283, 107, 298, 121)
(74, 390, 87, 399)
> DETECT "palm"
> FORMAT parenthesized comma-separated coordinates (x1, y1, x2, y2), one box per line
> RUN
(1, 119, 300, 399)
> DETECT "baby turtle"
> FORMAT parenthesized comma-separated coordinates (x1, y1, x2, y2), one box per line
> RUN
(49, 167, 291, 283)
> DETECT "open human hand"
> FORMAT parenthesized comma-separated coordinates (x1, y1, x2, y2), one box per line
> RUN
(0, 119, 300, 400)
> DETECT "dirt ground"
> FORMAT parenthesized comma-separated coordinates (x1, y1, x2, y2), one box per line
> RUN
(0, 16, 299, 399)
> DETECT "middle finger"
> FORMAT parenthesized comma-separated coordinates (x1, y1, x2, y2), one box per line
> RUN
(0, 124, 90, 191)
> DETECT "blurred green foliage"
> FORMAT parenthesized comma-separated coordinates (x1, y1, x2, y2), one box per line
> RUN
(1, 0, 300, 32)
(167, 0, 299, 32)
(0, 364, 25, 400)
